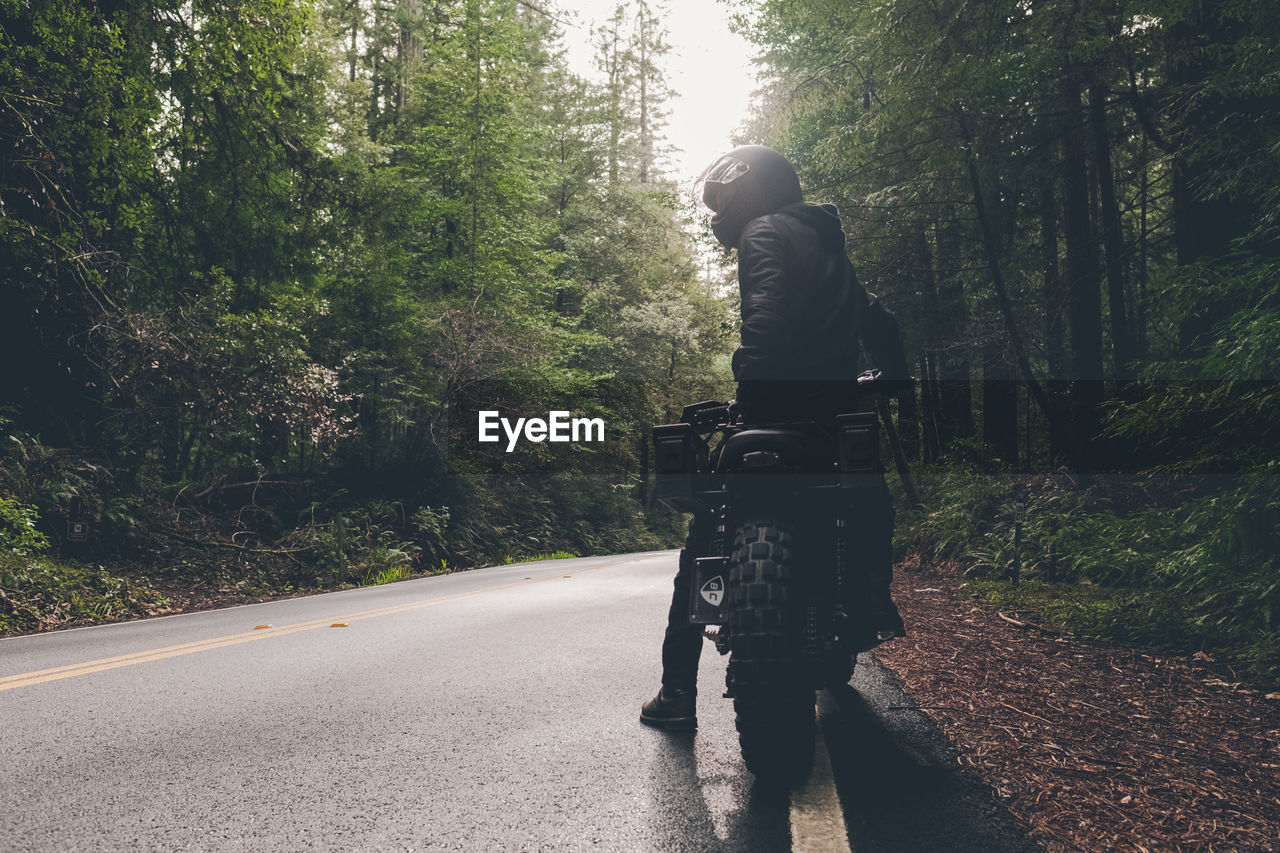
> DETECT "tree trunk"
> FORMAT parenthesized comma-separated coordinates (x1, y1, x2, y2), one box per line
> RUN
(905, 222, 938, 462)
(1058, 76, 1103, 453)
(896, 382, 920, 462)
(920, 350, 941, 463)
(638, 432, 649, 505)
(395, 0, 423, 124)
(1041, 175, 1067, 381)
(1089, 84, 1134, 393)
(348, 0, 359, 83)
(934, 217, 972, 445)
(956, 104, 1069, 456)
(1136, 135, 1149, 359)
(983, 337, 1019, 465)
(468, 0, 482, 275)
(1039, 174, 1070, 462)
(637, 3, 650, 184)
(605, 22, 622, 186)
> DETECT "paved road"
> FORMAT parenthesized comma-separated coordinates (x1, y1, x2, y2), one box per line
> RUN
(1, 552, 1037, 852)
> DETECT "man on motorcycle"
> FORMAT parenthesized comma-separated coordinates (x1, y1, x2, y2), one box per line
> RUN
(641, 145, 911, 730)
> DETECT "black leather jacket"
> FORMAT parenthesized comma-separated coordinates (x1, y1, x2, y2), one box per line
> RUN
(732, 202, 910, 420)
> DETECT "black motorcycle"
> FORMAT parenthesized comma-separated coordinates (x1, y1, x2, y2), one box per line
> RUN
(651, 374, 888, 781)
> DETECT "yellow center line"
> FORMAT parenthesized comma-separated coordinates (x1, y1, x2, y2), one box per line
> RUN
(0, 563, 625, 694)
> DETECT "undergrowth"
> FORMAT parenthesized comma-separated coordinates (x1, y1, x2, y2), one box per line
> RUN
(498, 551, 576, 565)
(896, 454, 1280, 680)
(0, 553, 168, 634)
(0, 431, 680, 634)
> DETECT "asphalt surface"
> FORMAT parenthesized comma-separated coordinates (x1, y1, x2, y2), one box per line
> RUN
(0, 551, 1038, 852)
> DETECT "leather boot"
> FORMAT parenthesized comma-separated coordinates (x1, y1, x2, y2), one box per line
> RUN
(640, 687, 697, 730)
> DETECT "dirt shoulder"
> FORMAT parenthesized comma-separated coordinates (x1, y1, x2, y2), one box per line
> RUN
(875, 557, 1280, 853)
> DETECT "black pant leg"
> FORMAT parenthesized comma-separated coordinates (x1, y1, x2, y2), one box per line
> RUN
(845, 476, 903, 631)
(660, 519, 708, 691)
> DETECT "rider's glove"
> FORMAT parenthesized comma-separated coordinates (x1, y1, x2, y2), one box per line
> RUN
(857, 369, 914, 399)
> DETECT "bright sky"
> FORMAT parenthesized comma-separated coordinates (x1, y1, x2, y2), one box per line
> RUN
(549, 0, 761, 189)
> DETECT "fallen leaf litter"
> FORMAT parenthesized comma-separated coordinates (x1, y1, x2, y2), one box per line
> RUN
(875, 556, 1280, 853)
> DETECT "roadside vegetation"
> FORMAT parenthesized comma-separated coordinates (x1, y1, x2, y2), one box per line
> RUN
(895, 453, 1280, 680)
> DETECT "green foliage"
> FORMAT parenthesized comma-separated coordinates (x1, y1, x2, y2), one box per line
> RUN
(0, 498, 49, 556)
(359, 563, 412, 587)
(104, 278, 352, 481)
(301, 501, 421, 585)
(901, 471, 1001, 561)
(0, 554, 167, 634)
(0, 0, 160, 441)
(903, 468, 1280, 678)
(410, 506, 451, 565)
(499, 551, 576, 565)
(1, 432, 145, 552)
(1110, 257, 1280, 472)
(969, 578, 1229, 663)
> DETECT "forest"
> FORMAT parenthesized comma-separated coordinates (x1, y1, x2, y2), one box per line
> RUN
(1, 0, 732, 629)
(2, 1, 1278, 678)
(738, 0, 1280, 677)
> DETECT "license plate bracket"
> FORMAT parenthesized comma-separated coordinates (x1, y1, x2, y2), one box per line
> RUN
(688, 556, 729, 625)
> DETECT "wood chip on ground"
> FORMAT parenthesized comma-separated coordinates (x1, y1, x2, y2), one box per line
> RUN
(874, 558, 1280, 853)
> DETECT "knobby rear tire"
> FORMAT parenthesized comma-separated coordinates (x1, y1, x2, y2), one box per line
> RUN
(726, 517, 815, 784)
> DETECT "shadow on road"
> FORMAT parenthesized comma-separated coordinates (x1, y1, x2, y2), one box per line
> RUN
(639, 657, 1039, 853)
(645, 729, 791, 852)
(821, 677, 1041, 853)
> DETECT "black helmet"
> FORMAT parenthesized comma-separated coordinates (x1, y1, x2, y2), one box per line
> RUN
(696, 145, 803, 248)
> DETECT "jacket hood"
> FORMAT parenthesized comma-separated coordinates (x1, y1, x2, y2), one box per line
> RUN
(776, 202, 846, 252)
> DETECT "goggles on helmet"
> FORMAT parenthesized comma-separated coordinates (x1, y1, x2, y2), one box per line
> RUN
(694, 155, 750, 213)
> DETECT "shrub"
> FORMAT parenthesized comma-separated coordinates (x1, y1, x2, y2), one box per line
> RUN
(0, 497, 49, 556)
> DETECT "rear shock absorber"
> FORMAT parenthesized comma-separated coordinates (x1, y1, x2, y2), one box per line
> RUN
(711, 508, 728, 559)
(833, 508, 849, 645)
